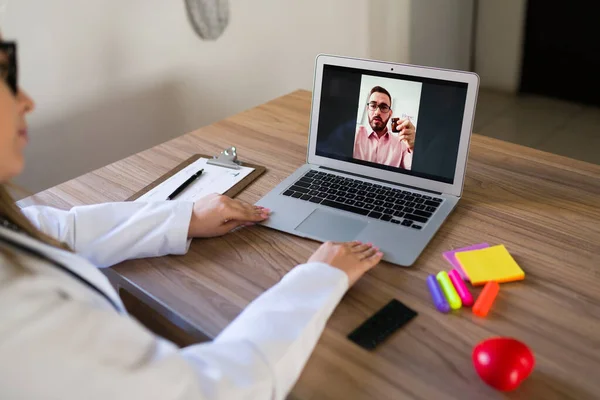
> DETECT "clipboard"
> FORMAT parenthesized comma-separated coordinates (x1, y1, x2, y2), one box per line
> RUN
(127, 153, 266, 202)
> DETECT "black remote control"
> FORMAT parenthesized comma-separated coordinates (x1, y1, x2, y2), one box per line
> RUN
(347, 299, 418, 350)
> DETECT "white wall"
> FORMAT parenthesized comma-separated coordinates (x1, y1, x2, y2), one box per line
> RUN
(2, 0, 370, 193)
(368, 0, 474, 71)
(2, 0, 474, 194)
(409, 0, 474, 71)
(475, 0, 527, 92)
(368, 0, 411, 63)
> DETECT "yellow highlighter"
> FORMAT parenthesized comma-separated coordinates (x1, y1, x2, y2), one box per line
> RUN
(436, 271, 462, 310)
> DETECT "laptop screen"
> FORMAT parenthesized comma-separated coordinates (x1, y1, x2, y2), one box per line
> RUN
(315, 65, 468, 184)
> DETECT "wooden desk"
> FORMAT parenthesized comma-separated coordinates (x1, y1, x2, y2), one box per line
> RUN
(21, 90, 600, 399)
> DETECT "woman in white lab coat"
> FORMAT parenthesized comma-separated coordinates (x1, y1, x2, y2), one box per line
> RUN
(0, 39, 383, 399)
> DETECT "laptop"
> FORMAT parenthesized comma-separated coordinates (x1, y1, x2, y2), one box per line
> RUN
(256, 55, 479, 266)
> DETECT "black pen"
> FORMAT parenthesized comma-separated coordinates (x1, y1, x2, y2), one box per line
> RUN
(166, 169, 204, 200)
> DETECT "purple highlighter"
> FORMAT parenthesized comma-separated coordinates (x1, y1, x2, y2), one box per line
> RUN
(427, 274, 450, 313)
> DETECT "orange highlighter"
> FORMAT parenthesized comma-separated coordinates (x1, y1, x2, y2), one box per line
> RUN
(473, 281, 500, 317)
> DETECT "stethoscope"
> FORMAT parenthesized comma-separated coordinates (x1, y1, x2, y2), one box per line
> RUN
(0, 227, 121, 312)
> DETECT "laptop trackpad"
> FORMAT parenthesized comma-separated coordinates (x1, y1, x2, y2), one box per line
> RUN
(295, 209, 367, 242)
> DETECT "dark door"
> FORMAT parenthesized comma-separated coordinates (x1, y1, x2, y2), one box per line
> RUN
(520, 1, 600, 106)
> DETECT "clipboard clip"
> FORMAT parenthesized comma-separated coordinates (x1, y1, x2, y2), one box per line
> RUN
(206, 146, 242, 170)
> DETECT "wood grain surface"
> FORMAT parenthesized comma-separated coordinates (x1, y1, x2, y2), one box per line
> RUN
(19, 90, 600, 400)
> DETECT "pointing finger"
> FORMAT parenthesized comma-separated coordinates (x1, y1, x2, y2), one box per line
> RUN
(359, 247, 379, 260)
(351, 243, 373, 253)
(398, 119, 410, 129)
(225, 204, 269, 222)
(362, 251, 384, 268)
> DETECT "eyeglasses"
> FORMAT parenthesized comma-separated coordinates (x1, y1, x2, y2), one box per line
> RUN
(367, 102, 391, 113)
(0, 42, 17, 96)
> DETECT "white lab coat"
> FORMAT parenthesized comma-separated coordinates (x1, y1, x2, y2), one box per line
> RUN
(0, 201, 348, 400)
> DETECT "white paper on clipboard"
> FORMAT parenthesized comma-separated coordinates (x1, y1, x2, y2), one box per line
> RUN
(135, 158, 255, 203)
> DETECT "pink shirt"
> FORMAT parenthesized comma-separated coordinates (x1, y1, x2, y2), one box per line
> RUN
(353, 125, 413, 170)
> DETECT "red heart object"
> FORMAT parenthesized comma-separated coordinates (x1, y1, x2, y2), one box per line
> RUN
(472, 337, 535, 391)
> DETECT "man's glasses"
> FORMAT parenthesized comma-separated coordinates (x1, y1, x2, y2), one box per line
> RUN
(367, 102, 391, 113)
(0, 42, 17, 96)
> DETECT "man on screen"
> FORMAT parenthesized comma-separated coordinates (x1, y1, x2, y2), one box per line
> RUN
(353, 86, 416, 170)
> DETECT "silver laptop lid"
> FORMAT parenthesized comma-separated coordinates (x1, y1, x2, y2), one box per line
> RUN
(306, 55, 479, 197)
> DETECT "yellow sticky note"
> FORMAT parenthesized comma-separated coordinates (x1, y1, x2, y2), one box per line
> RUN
(455, 245, 524, 286)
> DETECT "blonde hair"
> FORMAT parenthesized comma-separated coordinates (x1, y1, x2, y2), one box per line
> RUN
(0, 184, 71, 251)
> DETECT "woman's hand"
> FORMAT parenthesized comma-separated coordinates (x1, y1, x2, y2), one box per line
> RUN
(187, 194, 270, 238)
(308, 241, 383, 286)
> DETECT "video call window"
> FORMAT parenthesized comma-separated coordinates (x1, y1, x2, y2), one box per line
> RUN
(353, 76, 422, 171)
(315, 65, 468, 184)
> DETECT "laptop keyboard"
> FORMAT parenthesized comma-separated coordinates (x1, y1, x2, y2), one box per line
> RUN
(282, 170, 444, 230)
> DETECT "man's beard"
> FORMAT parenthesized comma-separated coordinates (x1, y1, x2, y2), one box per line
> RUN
(369, 115, 389, 132)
